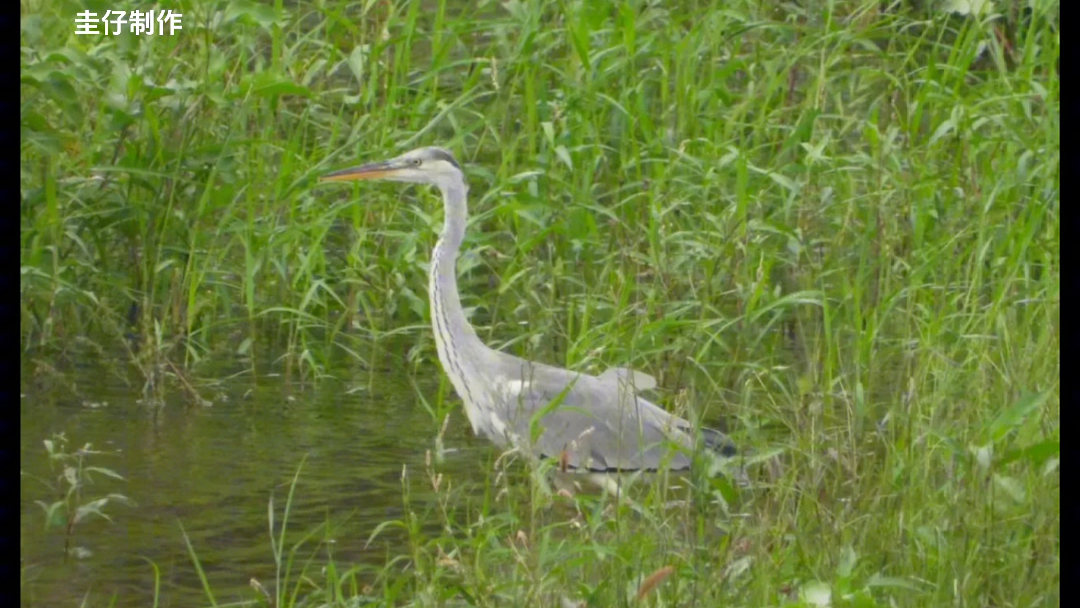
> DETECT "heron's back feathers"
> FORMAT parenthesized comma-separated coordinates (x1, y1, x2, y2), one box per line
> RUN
(485, 361, 737, 473)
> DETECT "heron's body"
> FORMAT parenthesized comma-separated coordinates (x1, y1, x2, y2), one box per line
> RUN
(322, 146, 736, 473)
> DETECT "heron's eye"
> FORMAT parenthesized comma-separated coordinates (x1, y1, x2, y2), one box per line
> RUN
(411, 158, 422, 167)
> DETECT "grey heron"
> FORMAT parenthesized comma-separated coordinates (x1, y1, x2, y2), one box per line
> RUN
(321, 146, 737, 476)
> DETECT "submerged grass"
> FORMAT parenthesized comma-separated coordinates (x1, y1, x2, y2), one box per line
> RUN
(22, 0, 1057, 606)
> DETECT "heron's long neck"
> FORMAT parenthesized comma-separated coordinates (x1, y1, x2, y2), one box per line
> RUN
(430, 181, 485, 365)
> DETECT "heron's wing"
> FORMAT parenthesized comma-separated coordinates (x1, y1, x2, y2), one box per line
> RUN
(495, 370, 697, 471)
(596, 367, 657, 392)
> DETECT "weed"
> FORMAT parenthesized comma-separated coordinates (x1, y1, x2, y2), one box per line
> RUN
(25, 433, 133, 562)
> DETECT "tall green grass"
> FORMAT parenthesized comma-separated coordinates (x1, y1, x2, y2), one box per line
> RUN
(22, 0, 1057, 605)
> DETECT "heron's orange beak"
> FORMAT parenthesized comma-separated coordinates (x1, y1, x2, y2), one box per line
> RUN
(319, 159, 406, 182)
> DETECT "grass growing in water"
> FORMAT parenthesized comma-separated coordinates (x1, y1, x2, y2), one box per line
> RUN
(21, 0, 1057, 606)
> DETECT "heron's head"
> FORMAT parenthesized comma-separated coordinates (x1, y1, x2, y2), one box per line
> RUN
(320, 146, 463, 189)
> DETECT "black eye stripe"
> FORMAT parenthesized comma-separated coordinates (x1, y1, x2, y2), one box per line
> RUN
(401, 148, 462, 169)
(425, 148, 461, 169)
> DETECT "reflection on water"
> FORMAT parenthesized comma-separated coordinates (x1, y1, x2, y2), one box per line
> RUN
(20, 362, 492, 607)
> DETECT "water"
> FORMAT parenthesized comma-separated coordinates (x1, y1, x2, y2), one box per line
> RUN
(20, 359, 491, 607)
